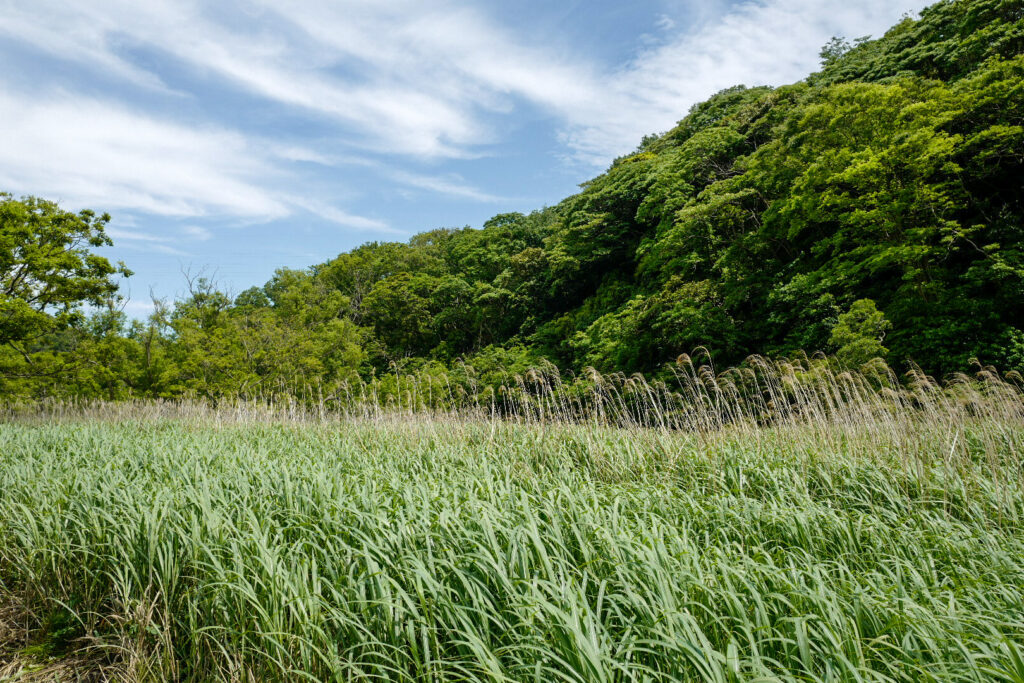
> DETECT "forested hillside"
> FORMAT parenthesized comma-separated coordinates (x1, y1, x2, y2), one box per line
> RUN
(2, 0, 1022, 399)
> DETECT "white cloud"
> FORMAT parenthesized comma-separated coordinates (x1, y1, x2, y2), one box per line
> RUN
(0, 1, 483, 156)
(0, 90, 287, 218)
(559, 0, 927, 164)
(0, 89, 388, 232)
(269, 145, 349, 166)
(106, 228, 172, 243)
(0, 0, 932, 224)
(104, 229, 193, 256)
(285, 197, 399, 234)
(182, 225, 214, 241)
(149, 244, 193, 257)
(0, 0, 598, 158)
(389, 170, 504, 203)
(0, 3, 174, 93)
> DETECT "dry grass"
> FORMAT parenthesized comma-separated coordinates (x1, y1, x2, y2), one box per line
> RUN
(0, 598, 112, 682)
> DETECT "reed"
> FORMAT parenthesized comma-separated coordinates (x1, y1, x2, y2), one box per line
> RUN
(1, 356, 1022, 681)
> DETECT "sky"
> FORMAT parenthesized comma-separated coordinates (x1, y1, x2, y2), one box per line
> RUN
(0, 0, 929, 315)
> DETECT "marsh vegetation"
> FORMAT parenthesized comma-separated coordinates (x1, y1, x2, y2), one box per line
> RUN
(2, 359, 1023, 681)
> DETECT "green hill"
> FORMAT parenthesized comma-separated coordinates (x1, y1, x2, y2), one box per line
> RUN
(311, 0, 1024, 377)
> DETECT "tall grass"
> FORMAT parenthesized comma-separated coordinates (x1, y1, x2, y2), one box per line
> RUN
(1, 358, 1023, 681)
(6, 353, 1023, 431)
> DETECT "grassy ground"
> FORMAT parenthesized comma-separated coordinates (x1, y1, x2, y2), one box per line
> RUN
(1, 398, 1023, 682)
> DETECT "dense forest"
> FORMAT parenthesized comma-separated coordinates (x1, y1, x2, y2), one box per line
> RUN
(2, 0, 1023, 400)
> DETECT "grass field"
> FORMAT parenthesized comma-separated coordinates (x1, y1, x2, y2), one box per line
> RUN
(2, 365, 1024, 681)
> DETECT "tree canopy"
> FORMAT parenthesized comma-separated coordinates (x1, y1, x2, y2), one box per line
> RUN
(1, 194, 130, 364)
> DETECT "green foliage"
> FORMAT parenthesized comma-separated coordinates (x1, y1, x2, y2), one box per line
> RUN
(1, 193, 130, 357)
(19, 604, 84, 660)
(830, 299, 892, 366)
(362, 272, 438, 358)
(572, 279, 740, 372)
(815, 0, 1024, 84)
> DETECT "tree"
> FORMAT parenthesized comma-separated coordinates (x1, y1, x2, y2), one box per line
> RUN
(830, 299, 892, 367)
(361, 273, 437, 358)
(1, 193, 131, 359)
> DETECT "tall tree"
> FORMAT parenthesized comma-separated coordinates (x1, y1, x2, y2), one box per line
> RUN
(1, 193, 130, 362)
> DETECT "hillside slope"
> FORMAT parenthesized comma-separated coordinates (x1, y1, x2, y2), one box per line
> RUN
(309, 0, 1024, 376)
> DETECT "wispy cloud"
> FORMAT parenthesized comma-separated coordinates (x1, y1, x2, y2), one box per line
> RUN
(558, 0, 925, 164)
(0, 90, 287, 218)
(182, 225, 213, 241)
(106, 228, 193, 256)
(118, 242, 192, 257)
(286, 197, 399, 234)
(106, 228, 172, 243)
(0, 1, 530, 157)
(0, 0, 929, 225)
(389, 170, 504, 203)
(0, 2, 174, 93)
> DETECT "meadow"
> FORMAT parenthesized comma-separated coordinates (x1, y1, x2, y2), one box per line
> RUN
(1, 359, 1024, 682)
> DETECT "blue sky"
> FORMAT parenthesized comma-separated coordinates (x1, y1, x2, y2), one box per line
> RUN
(0, 0, 927, 315)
